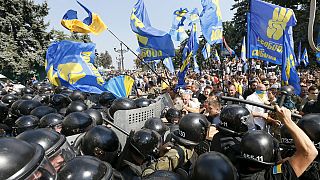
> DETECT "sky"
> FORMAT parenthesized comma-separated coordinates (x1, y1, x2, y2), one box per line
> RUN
(35, 0, 235, 69)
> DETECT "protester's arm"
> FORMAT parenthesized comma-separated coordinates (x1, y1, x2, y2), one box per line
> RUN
(275, 105, 318, 177)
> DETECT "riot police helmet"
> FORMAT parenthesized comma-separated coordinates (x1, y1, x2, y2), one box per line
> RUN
(108, 98, 137, 118)
(84, 108, 103, 125)
(218, 105, 255, 135)
(239, 130, 275, 166)
(50, 94, 72, 108)
(297, 113, 320, 149)
(65, 101, 87, 115)
(61, 112, 93, 136)
(1, 94, 18, 106)
(280, 85, 294, 96)
(129, 129, 162, 161)
(39, 113, 64, 130)
(14, 115, 39, 135)
(17, 100, 42, 115)
(58, 156, 113, 180)
(21, 94, 34, 100)
(143, 117, 169, 137)
(191, 151, 238, 180)
(22, 87, 34, 95)
(17, 128, 76, 171)
(171, 113, 210, 146)
(0, 102, 9, 120)
(69, 90, 87, 102)
(30, 105, 57, 119)
(134, 98, 152, 108)
(80, 125, 121, 164)
(165, 108, 182, 124)
(99, 92, 116, 107)
(55, 86, 68, 94)
(142, 170, 183, 180)
(0, 138, 57, 180)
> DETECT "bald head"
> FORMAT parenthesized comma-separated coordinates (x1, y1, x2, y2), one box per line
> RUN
(257, 84, 266, 91)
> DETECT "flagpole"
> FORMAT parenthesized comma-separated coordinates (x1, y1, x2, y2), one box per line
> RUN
(107, 29, 172, 90)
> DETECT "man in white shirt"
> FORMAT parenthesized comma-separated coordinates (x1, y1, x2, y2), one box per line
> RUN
(245, 84, 269, 130)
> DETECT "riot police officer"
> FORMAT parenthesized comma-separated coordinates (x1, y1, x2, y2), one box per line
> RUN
(142, 113, 210, 178)
(17, 128, 76, 171)
(39, 113, 64, 133)
(0, 138, 57, 179)
(143, 117, 169, 138)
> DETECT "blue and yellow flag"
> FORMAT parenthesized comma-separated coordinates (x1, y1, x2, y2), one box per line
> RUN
(130, 0, 175, 61)
(241, 36, 247, 63)
(249, 0, 297, 65)
(61, 1, 107, 35)
(202, 43, 211, 60)
(189, 8, 200, 25)
(193, 56, 200, 74)
(163, 57, 175, 74)
(104, 75, 134, 98)
(46, 40, 106, 94)
(200, 0, 223, 45)
(214, 48, 220, 61)
(282, 34, 300, 95)
(301, 48, 309, 67)
(170, 8, 189, 42)
(316, 31, 320, 64)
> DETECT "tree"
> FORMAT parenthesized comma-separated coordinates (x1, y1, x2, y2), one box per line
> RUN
(95, 51, 112, 68)
(49, 30, 92, 43)
(0, 0, 51, 81)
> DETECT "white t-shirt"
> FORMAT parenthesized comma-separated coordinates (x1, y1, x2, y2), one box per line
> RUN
(246, 92, 266, 130)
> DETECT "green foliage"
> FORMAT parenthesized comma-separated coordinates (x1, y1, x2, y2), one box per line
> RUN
(95, 50, 112, 68)
(0, 0, 51, 80)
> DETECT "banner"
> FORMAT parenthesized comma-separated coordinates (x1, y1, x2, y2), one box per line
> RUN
(248, 0, 297, 64)
(169, 8, 189, 42)
(130, 0, 175, 61)
(61, 1, 107, 35)
(200, 0, 223, 45)
(46, 40, 106, 94)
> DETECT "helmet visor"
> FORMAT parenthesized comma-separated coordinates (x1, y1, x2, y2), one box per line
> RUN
(49, 141, 76, 172)
(26, 156, 57, 180)
(241, 114, 256, 132)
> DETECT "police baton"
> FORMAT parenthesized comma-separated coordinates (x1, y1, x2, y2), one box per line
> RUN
(220, 96, 302, 119)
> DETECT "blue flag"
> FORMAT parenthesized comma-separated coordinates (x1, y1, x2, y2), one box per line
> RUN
(46, 40, 106, 94)
(202, 43, 211, 60)
(130, 0, 175, 61)
(301, 48, 309, 67)
(61, 1, 107, 35)
(170, 8, 188, 42)
(200, 0, 223, 45)
(316, 31, 320, 64)
(296, 41, 301, 66)
(177, 23, 199, 87)
(282, 34, 300, 95)
(241, 36, 247, 63)
(214, 48, 220, 61)
(189, 8, 200, 25)
(193, 56, 200, 73)
(104, 75, 134, 98)
(163, 57, 175, 73)
(249, 0, 297, 65)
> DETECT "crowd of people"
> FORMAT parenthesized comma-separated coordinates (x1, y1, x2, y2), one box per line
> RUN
(0, 58, 319, 180)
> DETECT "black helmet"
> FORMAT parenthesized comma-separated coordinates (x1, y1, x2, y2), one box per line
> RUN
(0, 138, 57, 180)
(297, 113, 320, 148)
(219, 105, 255, 135)
(66, 101, 87, 115)
(69, 90, 87, 101)
(84, 109, 103, 125)
(134, 98, 151, 108)
(22, 87, 34, 95)
(17, 100, 42, 115)
(61, 112, 93, 136)
(58, 156, 113, 180)
(51, 94, 71, 108)
(14, 115, 39, 135)
(55, 86, 68, 94)
(191, 152, 237, 180)
(10, 99, 25, 116)
(30, 106, 57, 119)
(39, 113, 64, 128)
(109, 98, 137, 118)
(172, 113, 210, 146)
(99, 92, 116, 107)
(0, 88, 7, 95)
(280, 125, 294, 146)
(81, 125, 120, 164)
(142, 170, 183, 180)
(165, 108, 181, 124)
(143, 117, 169, 137)
(130, 129, 162, 160)
(0, 102, 9, 120)
(1, 94, 18, 106)
(239, 130, 275, 166)
(17, 128, 76, 171)
(37, 94, 52, 104)
(21, 94, 34, 100)
(280, 85, 294, 96)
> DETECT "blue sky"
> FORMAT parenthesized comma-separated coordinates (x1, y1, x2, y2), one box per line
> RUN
(35, 0, 235, 69)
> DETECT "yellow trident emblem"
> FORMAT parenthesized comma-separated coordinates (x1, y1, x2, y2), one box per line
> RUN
(267, 7, 293, 40)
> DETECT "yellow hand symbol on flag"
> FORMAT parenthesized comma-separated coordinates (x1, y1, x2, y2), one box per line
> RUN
(267, 7, 293, 40)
